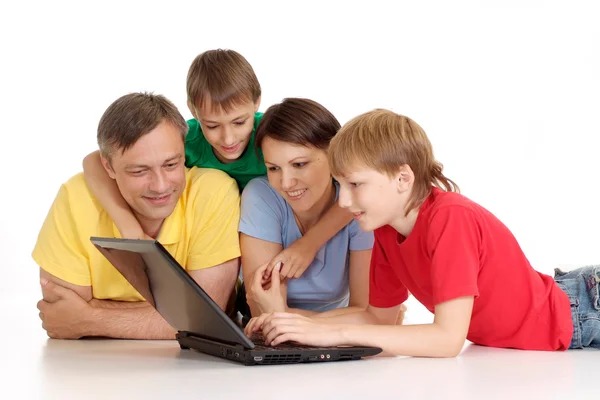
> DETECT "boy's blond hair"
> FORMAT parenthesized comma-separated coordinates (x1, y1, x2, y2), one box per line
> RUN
(329, 109, 459, 215)
(186, 49, 261, 113)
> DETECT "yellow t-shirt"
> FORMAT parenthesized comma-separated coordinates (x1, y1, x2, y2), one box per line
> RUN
(32, 167, 241, 302)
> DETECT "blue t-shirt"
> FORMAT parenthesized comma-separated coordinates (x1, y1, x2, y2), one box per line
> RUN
(239, 176, 374, 312)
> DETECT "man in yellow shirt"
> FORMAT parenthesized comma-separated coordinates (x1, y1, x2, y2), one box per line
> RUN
(33, 92, 241, 340)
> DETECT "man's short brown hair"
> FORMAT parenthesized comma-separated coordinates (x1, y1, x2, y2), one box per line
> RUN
(186, 49, 261, 114)
(97, 92, 188, 162)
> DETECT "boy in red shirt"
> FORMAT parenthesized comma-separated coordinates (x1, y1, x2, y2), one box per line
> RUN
(246, 109, 600, 356)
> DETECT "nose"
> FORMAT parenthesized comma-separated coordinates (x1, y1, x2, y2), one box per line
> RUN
(221, 126, 235, 146)
(149, 170, 170, 194)
(338, 185, 352, 209)
(280, 169, 297, 191)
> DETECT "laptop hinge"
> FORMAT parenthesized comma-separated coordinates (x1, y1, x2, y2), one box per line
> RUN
(177, 331, 245, 348)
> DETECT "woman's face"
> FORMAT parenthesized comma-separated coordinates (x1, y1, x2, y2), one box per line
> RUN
(261, 136, 331, 214)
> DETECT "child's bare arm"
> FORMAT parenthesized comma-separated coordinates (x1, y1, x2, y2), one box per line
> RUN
(258, 296, 474, 357)
(265, 202, 352, 280)
(82, 151, 146, 239)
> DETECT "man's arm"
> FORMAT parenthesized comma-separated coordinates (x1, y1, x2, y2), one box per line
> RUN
(187, 258, 240, 311)
(86, 304, 176, 339)
(40, 268, 92, 303)
(39, 269, 176, 339)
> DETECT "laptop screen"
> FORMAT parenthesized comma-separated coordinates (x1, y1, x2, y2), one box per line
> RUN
(91, 237, 253, 348)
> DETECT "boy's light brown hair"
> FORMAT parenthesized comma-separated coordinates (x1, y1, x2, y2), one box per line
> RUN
(186, 49, 261, 114)
(329, 109, 459, 215)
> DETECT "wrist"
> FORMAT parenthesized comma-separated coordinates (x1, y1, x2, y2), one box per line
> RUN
(337, 323, 352, 344)
(83, 307, 103, 337)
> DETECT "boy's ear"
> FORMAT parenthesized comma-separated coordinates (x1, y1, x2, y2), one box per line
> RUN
(253, 96, 261, 113)
(395, 164, 414, 192)
(100, 155, 117, 180)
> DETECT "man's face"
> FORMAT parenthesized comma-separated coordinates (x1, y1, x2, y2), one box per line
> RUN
(102, 120, 186, 227)
(191, 98, 260, 164)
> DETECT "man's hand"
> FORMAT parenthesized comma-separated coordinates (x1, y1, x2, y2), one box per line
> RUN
(37, 279, 94, 339)
(263, 238, 318, 282)
(247, 262, 287, 315)
(260, 312, 344, 347)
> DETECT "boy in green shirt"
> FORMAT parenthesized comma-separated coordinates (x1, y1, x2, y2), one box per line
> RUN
(82, 49, 352, 284)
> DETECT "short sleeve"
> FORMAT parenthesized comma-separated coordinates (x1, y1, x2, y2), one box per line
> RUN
(348, 220, 374, 251)
(368, 229, 408, 308)
(32, 184, 91, 286)
(186, 171, 242, 271)
(239, 177, 285, 245)
(184, 119, 205, 168)
(427, 206, 481, 305)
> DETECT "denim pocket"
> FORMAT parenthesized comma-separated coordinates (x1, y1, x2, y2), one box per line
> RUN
(586, 266, 600, 311)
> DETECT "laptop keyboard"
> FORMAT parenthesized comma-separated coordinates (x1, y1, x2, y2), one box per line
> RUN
(251, 333, 322, 351)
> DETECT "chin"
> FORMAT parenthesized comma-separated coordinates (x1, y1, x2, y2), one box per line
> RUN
(358, 217, 381, 232)
(142, 202, 178, 221)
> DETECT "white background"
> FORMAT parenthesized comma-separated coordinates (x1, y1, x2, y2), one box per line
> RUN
(1, 0, 598, 325)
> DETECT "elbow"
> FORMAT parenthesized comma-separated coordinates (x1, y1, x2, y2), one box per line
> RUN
(438, 338, 465, 358)
(82, 151, 100, 171)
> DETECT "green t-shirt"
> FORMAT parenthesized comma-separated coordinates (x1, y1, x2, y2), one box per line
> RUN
(184, 112, 266, 191)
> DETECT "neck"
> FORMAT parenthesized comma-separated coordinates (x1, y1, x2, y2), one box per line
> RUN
(133, 212, 164, 239)
(294, 182, 336, 234)
(389, 207, 419, 238)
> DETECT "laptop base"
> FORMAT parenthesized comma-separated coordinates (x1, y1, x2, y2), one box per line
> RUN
(176, 331, 381, 366)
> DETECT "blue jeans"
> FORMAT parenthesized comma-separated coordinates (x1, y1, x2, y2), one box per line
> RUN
(554, 265, 600, 349)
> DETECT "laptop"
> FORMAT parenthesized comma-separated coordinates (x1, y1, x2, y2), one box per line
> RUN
(90, 237, 382, 365)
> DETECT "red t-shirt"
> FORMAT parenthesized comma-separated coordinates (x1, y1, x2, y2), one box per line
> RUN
(369, 188, 573, 350)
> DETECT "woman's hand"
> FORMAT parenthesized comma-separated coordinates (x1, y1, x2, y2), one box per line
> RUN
(246, 262, 287, 315)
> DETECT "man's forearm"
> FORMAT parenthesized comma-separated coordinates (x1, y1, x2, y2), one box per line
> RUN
(85, 305, 176, 339)
(89, 299, 149, 309)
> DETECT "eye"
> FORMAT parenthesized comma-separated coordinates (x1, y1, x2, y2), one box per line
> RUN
(267, 166, 280, 172)
(205, 125, 218, 130)
(130, 170, 145, 176)
(292, 162, 307, 168)
(350, 182, 361, 187)
(234, 119, 247, 126)
(165, 162, 178, 169)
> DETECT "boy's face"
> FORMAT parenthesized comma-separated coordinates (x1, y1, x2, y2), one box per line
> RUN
(101, 120, 186, 228)
(334, 165, 410, 232)
(191, 98, 260, 164)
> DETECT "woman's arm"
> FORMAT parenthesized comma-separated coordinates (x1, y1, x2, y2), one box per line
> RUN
(82, 151, 145, 238)
(240, 233, 286, 317)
